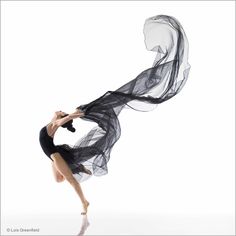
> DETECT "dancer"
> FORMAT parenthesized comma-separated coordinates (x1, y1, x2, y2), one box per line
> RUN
(39, 14, 191, 215)
(39, 110, 91, 215)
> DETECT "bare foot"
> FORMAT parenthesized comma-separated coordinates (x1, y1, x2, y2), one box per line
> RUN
(81, 200, 90, 215)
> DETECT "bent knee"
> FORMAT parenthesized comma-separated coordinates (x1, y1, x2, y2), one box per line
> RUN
(56, 176, 65, 183)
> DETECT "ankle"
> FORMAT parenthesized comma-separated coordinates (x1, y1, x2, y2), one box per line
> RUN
(82, 199, 88, 205)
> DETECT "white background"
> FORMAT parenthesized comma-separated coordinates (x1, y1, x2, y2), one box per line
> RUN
(1, 1, 235, 235)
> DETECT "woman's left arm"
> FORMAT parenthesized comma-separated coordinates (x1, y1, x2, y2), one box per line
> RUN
(54, 111, 84, 127)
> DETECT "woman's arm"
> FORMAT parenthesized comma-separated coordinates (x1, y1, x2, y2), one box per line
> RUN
(54, 110, 84, 127)
(51, 111, 66, 122)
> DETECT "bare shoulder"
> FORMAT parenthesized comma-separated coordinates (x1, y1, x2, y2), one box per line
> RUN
(46, 122, 59, 136)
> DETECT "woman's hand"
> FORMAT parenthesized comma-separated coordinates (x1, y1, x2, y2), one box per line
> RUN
(76, 108, 85, 117)
(69, 109, 85, 119)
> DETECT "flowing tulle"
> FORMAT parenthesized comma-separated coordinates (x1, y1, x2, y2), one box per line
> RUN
(57, 14, 191, 183)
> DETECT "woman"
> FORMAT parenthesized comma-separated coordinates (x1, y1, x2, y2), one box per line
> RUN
(39, 14, 190, 215)
(39, 109, 91, 215)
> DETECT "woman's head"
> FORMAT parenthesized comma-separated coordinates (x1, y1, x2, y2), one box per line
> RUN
(54, 111, 66, 119)
(61, 113, 76, 133)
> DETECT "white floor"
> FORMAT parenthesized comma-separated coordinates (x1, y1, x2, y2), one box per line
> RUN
(2, 212, 235, 235)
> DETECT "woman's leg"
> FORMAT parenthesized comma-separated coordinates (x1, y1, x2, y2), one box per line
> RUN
(51, 161, 65, 182)
(51, 152, 89, 214)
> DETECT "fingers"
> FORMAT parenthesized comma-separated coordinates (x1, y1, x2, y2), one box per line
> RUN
(77, 111, 85, 117)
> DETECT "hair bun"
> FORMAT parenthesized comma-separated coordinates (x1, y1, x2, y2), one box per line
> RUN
(61, 113, 76, 133)
(68, 126, 76, 132)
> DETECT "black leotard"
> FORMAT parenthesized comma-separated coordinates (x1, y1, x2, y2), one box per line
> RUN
(39, 125, 85, 175)
(39, 126, 58, 161)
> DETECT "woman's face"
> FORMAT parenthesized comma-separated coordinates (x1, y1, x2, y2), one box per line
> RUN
(55, 111, 66, 118)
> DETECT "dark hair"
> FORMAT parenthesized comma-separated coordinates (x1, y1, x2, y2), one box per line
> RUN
(61, 114, 76, 133)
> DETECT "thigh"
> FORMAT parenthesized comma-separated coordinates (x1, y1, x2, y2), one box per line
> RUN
(51, 152, 76, 183)
(51, 161, 65, 181)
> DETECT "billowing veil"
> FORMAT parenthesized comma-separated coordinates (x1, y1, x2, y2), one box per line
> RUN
(57, 15, 191, 183)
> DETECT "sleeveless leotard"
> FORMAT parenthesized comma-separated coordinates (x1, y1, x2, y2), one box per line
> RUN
(39, 126, 58, 161)
(39, 125, 86, 176)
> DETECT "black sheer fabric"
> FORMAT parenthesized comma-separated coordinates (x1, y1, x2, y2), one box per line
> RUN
(57, 15, 191, 183)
